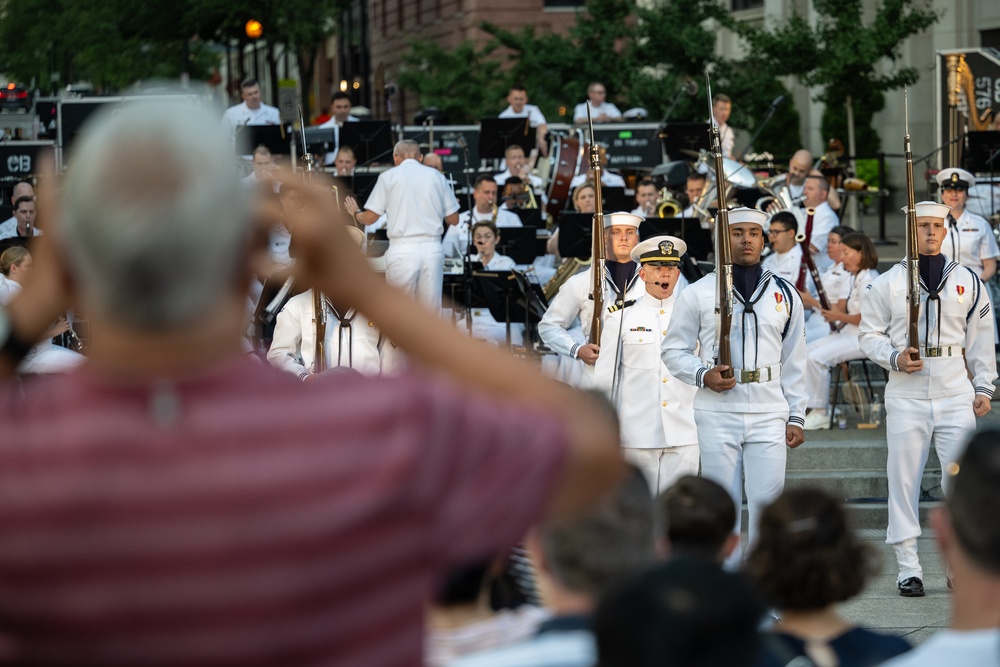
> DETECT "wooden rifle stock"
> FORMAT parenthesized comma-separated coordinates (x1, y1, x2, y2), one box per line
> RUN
(707, 74, 733, 378)
(587, 103, 606, 345)
(903, 90, 920, 361)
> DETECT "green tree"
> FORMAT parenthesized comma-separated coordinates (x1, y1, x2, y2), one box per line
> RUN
(737, 0, 940, 158)
(398, 39, 507, 123)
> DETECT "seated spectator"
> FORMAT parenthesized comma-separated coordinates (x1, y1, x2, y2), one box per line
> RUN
(451, 468, 656, 667)
(657, 475, 739, 563)
(595, 557, 765, 667)
(425, 557, 549, 666)
(747, 487, 912, 667)
(882, 429, 1000, 666)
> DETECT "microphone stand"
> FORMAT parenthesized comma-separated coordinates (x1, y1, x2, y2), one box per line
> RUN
(457, 136, 475, 334)
(736, 97, 785, 162)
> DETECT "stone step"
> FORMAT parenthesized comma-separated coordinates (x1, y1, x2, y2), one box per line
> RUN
(785, 469, 944, 499)
(742, 501, 939, 531)
(787, 438, 941, 472)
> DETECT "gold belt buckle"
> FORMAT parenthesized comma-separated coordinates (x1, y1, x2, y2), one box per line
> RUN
(925, 347, 943, 358)
(740, 369, 760, 383)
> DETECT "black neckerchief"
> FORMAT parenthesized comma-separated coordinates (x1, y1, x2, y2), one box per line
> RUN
(606, 260, 636, 296)
(919, 253, 946, 292)
(732, 263, 762, 302)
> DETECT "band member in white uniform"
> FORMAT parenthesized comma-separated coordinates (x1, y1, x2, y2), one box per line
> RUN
(498, 85, 549, 157)
(799, 225, 854, 343)
(221, 78, 281, 137)
(538, 212, 647, 387)
(465, 221, 524, 345)
(801, 232, 880, 430)
(663, 207, 807, 567)
(494, 145, 547, 205)
(573, 82, 623, 124)
(935, 168, 999, 282)
(593, 235, 698, 494)
(859, 201, 997, 597)
(798, 175, 838, 272)
(631, 179, 658, 218)
(345, 140, 460, 309)
(443, 175, 521, 259)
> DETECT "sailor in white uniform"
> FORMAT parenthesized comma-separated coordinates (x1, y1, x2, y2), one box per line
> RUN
(859, 201, 997, 597)
(935, 168, 999, 282)
(538, 212, 647, 387)
(663, 207, 808, 567)
(593, 235, 699, 494)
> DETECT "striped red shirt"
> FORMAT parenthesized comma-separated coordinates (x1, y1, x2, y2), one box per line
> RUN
(0, 358, 567, 666)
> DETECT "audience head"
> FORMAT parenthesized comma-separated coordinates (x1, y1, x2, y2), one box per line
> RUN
(392, 139, 421, 163)
(938, 430, 1000, 577)
(745, 487, 876, 612)
(595, 557, 764, 667)
(61, 100, 249, 331)
(532, 466, 655, 603)
(240, 79, 262, 109)
(657, 476, 737, 563)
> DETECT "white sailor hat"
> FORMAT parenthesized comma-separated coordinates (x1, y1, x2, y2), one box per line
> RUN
(726, 207, 768, 228)
(603, 212, 644, 229)
(935, 168, 975, 190)
(630, 235, 687, 264)
(900, 201, 951, 220)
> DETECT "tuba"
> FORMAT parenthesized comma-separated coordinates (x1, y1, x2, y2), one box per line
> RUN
(754, 174, 801, 212)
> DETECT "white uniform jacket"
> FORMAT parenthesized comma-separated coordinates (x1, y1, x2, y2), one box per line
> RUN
(943, 210, 1000, 276)
(538, 265, 646, 359)
(443, 209, 522, 258)
(593, 292, 698, 449)
(267, 290, 384, 378)
(858, 260, 997, 400)
(762, 244, 816, 296)
(662, 269, 808, 426)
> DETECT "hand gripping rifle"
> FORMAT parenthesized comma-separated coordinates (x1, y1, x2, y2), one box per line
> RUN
(903, 89, 920, 361)
(706, 73, 733, 378)
(587, 103, 607, 345)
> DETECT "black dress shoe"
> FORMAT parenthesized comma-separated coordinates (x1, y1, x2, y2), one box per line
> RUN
(898, 577, 925, 597)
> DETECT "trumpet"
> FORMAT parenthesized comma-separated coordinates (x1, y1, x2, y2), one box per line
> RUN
(655, 188, 683, 218)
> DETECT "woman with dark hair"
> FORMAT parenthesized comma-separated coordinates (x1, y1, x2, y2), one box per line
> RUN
(747, 488, 911, 667)
(800, 225, 855, 343)
(802, 232, 880, 430)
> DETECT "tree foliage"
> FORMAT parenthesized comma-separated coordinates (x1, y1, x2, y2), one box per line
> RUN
(736, 0, 940, 154)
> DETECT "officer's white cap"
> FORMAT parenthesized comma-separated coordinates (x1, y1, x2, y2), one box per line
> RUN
(727, 207, 768, 228)
(900, 201, 951, 219)
(935, 168, 975, 190)
(630, 235, 687, 264)
(604, 212, 643, 229)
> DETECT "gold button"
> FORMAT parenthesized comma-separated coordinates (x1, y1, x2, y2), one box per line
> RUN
(659, 309, 665, 314)
(662, 330, 667, 335)
(638, 338, 643, 342)
(662, 378, 667, 383)
(661, 401, 667, 407)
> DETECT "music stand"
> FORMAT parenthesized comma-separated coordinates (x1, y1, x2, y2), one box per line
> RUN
(478, 118, 536, 160)
(601, 186, 631, 212)
(509, 208, 544, 228)
(470, 267, 530, 347)
(557, 212, 595, 260)
(638, 217, 712, 262)
(965, 131, 1000, 174)
(338, 121, 393, 166)
(235, 124, 290, 156)
(299, 127, 337, 160)
(494, 226, 538, 265)
(661, 122, 710, 161)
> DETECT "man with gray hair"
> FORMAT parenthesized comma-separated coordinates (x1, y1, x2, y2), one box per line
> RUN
(344, 139, 460, 308)
(0, 98, 624, 665)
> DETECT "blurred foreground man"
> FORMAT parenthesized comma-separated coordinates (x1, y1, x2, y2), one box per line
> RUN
(0, 98, 623, 666)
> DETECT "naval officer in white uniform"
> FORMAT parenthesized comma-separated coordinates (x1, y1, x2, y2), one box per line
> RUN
(593, 235, 698, 494)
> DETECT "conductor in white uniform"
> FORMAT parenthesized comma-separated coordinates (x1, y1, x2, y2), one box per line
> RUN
(345, 140, 460, 309)
(593, 235, 698, 494)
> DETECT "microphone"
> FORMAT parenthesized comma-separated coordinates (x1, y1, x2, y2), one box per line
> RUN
(770, 95, 786, 108)
(455, 134, 467, 149)
(682, 76, 698, 96)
